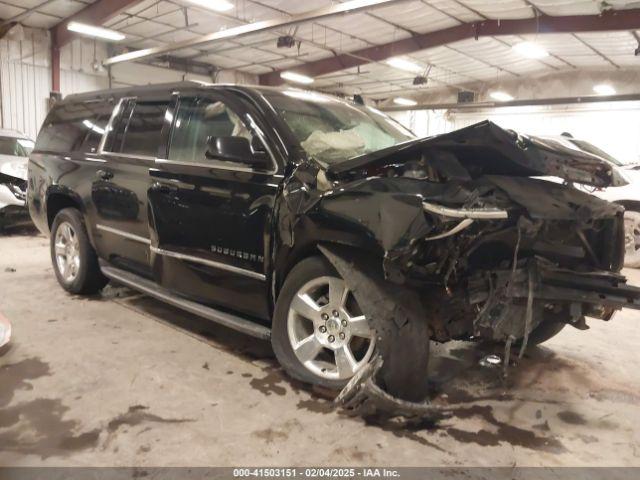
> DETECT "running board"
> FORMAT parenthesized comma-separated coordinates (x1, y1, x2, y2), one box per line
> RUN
(100, 265, 271, 340)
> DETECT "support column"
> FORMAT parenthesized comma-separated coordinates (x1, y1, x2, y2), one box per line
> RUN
(51, 42, 60, 93)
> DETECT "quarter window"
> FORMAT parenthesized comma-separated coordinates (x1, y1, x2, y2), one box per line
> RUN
(34, 101, 112, 154)
(169, 97, 254, 163)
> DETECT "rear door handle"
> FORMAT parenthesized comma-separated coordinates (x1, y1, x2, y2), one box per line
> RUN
(96, 169, 113, 180)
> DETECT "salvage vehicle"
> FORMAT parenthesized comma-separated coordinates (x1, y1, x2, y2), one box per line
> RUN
(0, 129, 32, 230)
(27, 83, 640, 414)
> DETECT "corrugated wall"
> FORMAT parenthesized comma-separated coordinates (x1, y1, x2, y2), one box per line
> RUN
(0, 26, 109, 140)
(0, 25, 259, 141)
(0, 28, 51, 140)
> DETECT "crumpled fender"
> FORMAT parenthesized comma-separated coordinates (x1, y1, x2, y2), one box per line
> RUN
(318, 243, 442, 418)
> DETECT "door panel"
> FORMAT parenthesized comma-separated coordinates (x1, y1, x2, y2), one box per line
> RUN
(92, 96, 172, 277)
(148, 93, 281, 320)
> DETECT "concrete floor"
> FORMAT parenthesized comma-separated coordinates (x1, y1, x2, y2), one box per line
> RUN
(1, 227, 639, 467)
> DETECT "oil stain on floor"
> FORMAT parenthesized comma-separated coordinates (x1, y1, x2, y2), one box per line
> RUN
(0, 356, 194, 458)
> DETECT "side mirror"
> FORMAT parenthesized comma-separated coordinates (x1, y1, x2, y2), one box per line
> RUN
(205, 136, 270, 167)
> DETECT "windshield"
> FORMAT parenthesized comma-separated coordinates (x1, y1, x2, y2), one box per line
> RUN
(0, 136, 34, 157)
(264, 90, 415, 164)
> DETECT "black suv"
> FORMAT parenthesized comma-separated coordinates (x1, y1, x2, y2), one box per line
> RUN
(28, 82, 640, 409)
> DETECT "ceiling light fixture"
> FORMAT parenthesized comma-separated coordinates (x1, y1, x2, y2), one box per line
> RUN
(280, 71, 314, 84)
(512, 41, 549, 59)
(490, 91, 514, 102)
(386, 57, 424, 74)
(593, 84, 616, 95)
(185, 0, 234, 12)
(393, 97, 417, 106)
(67, 22, 125, 41)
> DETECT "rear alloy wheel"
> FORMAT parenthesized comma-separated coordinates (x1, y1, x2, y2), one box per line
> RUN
(272, 257, 376, 389)
(624, 210, 640, 268)
(50, 208, 107, 294)
(54, 221, 81, 284)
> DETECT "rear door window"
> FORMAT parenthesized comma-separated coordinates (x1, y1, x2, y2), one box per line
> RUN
(35, 100, 112, 154)
(109, 99, 169, 158)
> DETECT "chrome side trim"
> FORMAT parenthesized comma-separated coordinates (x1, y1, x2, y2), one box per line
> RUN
(96, 224, 151, 244)
(422, 201, 509, 220)
(100, 264, 271, 340)
(102, 151, 157, 162)
(155, 158, 270, 174)
(150, 246, 266, 281)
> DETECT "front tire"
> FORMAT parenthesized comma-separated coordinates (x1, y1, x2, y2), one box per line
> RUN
(271, 256, 376, 390)
(50, 208, 107, 294)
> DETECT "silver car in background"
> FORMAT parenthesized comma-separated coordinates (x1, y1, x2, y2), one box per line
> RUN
(0, 129, 33, 229)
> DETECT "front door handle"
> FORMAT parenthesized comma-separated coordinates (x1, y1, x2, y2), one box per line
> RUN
(152, 181, 179, 193)
(96, 169, 113, 180)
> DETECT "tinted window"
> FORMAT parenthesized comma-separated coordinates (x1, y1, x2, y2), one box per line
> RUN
(169, 97, 253, 163)
(35, 101, 112, 154)
(114, 100, 168, 158)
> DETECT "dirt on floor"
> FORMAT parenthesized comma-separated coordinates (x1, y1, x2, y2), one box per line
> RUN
(0, 227, 639, 467)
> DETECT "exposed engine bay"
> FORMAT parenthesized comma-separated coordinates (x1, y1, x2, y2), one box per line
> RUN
(279, 121, 640, 418)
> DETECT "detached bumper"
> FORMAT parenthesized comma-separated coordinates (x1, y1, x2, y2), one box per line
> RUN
(471, 261, 640, 311)
(469, 260, 640, 341)
(525, 268, 640, 311)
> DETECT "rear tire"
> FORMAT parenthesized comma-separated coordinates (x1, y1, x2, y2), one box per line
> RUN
(50, 208, 107, 295)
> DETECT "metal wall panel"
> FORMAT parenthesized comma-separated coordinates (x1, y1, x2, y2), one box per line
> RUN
(0, 56, 51, 140)
(0, 27, 109, 140)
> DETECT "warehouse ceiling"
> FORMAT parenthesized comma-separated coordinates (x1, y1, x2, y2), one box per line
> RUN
(1, 0, 640, 100)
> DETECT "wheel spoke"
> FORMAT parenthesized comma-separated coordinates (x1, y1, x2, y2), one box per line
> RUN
(54, 242, 66, 256)
(291, 292, 321, 321)
(335, 345, 357, 378)
(62, 223, 72, 242)
(293, 334, 323, 363)
(328, 277, 348, 307)
(349, 315, 371, 338)
(58, 258, 67, 276)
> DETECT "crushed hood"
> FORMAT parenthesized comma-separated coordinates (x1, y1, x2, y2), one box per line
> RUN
(328, 121, 627, 188)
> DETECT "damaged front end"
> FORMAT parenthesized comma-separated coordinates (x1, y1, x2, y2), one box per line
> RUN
(279, 121, 640, 418)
